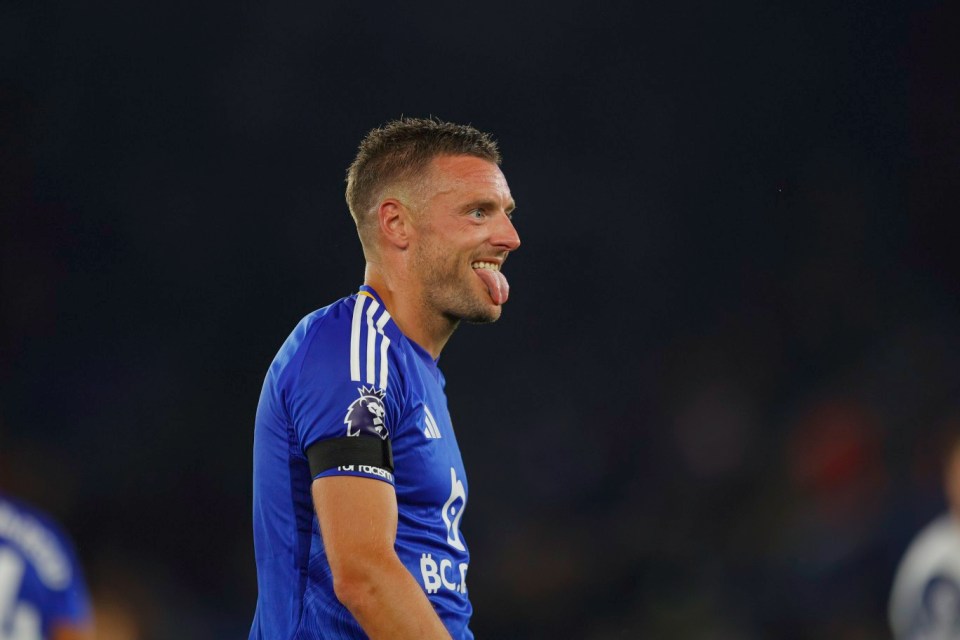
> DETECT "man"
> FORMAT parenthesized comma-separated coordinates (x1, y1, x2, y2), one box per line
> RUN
(249, 117, 521, 639)
(0, 493, 93, 640)
(890, 432, 960, 639)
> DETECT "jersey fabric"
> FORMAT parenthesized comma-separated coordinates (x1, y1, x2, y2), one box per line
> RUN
(0, 494, 92, 639)
(889, 514, 960, 639)
(250, 286, 473, 640)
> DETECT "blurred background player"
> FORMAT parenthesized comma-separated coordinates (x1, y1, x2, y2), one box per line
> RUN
(0, 492, 93, 640)
(890, 432, 960, 639)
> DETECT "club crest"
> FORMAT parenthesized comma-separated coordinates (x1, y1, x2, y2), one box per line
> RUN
(344, 386, 389, 440)
(442, 467, 467, 551)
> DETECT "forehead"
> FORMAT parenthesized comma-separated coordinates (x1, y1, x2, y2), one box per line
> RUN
(425, 155, 512, 204)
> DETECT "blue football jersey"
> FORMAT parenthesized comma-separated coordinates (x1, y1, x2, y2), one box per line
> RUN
(889, 514, 960, 640)
(0, 495, 92, 639)
(250, 286, 473, 639)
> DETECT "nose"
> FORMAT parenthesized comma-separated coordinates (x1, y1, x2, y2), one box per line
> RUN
(492, 213, 521, 252)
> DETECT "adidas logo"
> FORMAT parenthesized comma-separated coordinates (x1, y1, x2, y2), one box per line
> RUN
(423, 406, 442, 439)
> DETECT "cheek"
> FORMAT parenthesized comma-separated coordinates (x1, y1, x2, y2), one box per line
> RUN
(416, 240, 464, 278)
(417, 227, 480, 272)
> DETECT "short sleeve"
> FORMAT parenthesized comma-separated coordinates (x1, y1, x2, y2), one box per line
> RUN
(286, 301, 399, 485)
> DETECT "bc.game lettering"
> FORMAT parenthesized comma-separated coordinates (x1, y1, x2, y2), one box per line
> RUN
(419, 553, 467, 595)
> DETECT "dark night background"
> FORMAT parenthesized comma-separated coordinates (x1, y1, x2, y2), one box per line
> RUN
(2, 1, 959, 638)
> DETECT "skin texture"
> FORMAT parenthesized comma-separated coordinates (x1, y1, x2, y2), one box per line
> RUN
(313, 154, 521, 638)
(366, 154, 520, 358)
(313, 478, 451, 639)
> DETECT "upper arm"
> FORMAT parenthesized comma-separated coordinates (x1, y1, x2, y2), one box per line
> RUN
(311, 466, 453, 639)
(288, 305, 400, 486)
(312, 476, 398, 580)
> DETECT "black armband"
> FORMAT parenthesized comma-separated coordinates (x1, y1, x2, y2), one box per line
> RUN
(306, 436, 394, 478)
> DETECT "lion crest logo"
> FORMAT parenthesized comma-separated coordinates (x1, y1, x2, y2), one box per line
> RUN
(344, 386, 388, 440)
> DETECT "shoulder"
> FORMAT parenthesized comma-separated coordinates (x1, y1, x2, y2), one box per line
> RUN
(892, 514, 960, 600)
(268, 295, 362, 382)
(273, 294, 413, 404)
(890, 514, 960, 636)
(320, 291, 407, 393)
(268, 292, 416, 402)
(0, 495, 79, 590)
(0, 494, 69, 544)
(903, 515, 960, 571)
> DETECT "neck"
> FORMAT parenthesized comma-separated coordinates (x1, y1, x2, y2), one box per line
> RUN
(364, 264, 457, 360)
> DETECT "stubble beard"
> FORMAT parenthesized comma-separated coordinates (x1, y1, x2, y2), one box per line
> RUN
(413, 239, 501, 326)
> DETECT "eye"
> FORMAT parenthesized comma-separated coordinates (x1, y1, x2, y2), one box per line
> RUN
(469, 208, 486, 220)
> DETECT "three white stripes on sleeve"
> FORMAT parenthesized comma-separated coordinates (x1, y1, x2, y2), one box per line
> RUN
(350, 294, 443, 440)
(350, 296, 391, 390)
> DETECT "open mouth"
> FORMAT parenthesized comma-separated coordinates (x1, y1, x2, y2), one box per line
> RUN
(471, 261, 509, 305)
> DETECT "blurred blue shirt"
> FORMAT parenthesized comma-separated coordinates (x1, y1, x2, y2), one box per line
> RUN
(0, 494, 92, 639)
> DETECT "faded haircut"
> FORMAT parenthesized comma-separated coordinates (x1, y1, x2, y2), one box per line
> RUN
(345, 117, 501, 249)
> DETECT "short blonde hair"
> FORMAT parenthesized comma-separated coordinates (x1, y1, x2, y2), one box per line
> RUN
(345, 117, 501, 245)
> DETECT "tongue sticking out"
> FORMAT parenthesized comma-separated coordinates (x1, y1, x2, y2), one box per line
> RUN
(473, 267, 510, 305)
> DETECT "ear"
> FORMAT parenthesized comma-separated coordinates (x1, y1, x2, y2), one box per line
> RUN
(377, 199, 411, 250)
